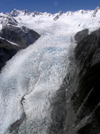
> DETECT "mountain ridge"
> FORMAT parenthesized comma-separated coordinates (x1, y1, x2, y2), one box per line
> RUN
(8, 7, 100, 18)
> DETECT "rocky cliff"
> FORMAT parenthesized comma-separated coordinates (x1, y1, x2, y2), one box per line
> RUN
(45, 28, 100, 134)
(62, 28, 100, 134)
(0, 15, 40, 71)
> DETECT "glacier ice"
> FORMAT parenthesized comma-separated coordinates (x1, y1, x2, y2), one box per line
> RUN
(0, 8, 100, 133)
(0, 30, 74, 133)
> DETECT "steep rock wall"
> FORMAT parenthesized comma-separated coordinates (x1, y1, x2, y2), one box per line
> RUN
(47, 28, 100, 134)
(0, 25, 40, 71)
(64, 28, 100, 134)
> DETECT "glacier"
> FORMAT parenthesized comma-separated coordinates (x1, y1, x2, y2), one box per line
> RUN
(0, 23, 74, 134)
(0, 7, 100, 134)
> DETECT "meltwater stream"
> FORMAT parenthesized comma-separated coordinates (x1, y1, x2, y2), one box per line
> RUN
(0, 30, 75, 134)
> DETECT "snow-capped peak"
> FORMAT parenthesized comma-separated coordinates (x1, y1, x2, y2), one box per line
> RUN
(10, 9, 20, 17)
(92, 6, 100, 17)
(53, 11, 63, 21)
(10, 9, 31, 17)
(24, 9, 30, 15)
(0, 7, 100, 33)
(8, 7, 100, 21)
(0, 13, 18, 26)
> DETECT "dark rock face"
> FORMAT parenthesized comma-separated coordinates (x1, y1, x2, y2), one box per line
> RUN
(0, 45, 17, 71)
(63, 28, 100, 134)
(73, 28, 100, 134)
(0, 25, 40, 71)
(74, 29, 89, 44)
(48, 28, 100, 134)
(48, 87, 67, 134)
(0, 25, 40, 48)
